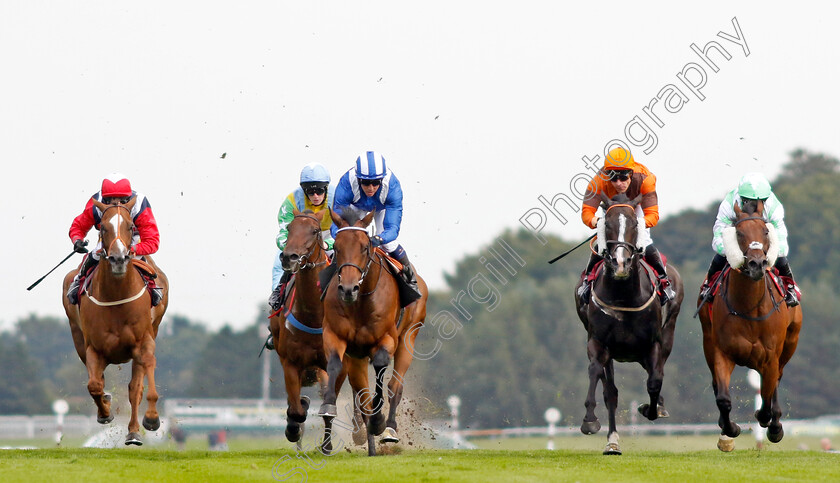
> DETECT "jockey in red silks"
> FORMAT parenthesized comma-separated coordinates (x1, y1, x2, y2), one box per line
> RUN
(66, 173, 162, 306)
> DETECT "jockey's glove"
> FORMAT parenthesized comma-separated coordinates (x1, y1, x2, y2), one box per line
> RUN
(73, 239, 89, 254)
(370, 235, 384, 248)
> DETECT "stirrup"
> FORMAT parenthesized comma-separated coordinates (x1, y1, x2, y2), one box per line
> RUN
(784, 286, 800, 307)
(659, 278, 675, 305)
(150, 287, 163, 307)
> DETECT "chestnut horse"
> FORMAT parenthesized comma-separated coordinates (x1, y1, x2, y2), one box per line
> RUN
(574, 194, 684, 455)
(698, 200, 802, 452)
(318, 209, 428, 456)
(61, 198, 169, 446)
(268, 209, 364, 452)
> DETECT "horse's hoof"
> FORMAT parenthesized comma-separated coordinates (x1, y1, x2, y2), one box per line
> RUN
(754, 410, 770, 428)
(285, 424, 303, 443)
(125, 432, 143, 446)
(603, 443, 622, 455)
(369, 412, 386, 436)
(380, 427, 399, 444)
(318, 403, 337, 418)
(657, 405, 670, 419)
(320, 432, 333, 455)
(143, 416, 160, 431)
(717, 435, 735, 452)
(767, 425, 784, 443)
(97, 414, 114, 425)
(300, 395, 311, 412)
(637, 403, 657, 421)
(580, 420, 601, 435)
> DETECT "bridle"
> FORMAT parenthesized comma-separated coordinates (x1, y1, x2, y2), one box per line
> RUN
(98, 204, 134, 258)
(602, 203, 642, 262)
(289, 214, 329, 272)
(334, 226, 377, 290)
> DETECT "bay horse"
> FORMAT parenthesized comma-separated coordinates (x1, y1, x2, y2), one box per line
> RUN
(61, 197, 169, 446)
(697, 200, 802, 452)
(268, 209, 364, 452)
(318, 209, 428, 456)
(574, 193, 684, 455)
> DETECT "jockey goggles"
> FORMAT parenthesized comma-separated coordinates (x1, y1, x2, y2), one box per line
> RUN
(606, 169, 631, 181)
(304, 186, 326, 196)
(360, 179, 381, 187)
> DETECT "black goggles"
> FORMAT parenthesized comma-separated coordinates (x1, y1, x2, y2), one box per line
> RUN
(607, 170, 631, 181)
(103, 196, 131, 204)
(304, 186, 326, 196)
(360, 179, 381, 187)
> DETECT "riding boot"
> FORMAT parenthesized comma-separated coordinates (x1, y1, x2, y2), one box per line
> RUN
(644, 245, 675, 305)
(774, 256, 801, 307)
(395, 252, 421, 297)
(67, 254, 98, 305)
(576, 252, 603, 305)
(268, 270, 293, 312)
(699, 253, 727, 302)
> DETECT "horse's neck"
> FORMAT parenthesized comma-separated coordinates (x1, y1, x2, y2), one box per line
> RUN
(726, 270, 768, 311)
(92, 261, 144, 296)
(600, 263, 645, 301)
(291, 253, 325, 320)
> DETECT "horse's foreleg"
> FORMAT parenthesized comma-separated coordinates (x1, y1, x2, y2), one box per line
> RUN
(581, 339, 606, 435)
(318, 330, 346, 418)
(755, 363, 783, 440)
(711, 355, 740, 438)
(84, 347, 113, 424)
(601, 360, 622, 455)
(127, 356, 146, 438)
(766, 388, 784, 443)
(638, 344, 665, 421)
(281, 363, 308, 445)
(320, 365, 348, 455)
(367, 347, 390, 439)
(347, 357, 370, 447)
(138, 335, 160, 433)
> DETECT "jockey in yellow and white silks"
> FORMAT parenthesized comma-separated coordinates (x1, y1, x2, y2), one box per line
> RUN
(700, 172, 800, 306)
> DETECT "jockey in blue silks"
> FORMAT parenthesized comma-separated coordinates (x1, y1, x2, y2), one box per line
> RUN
(331, 151, 420, 296)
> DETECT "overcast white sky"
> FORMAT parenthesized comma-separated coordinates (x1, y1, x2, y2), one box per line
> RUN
(2, 2, 838, 331)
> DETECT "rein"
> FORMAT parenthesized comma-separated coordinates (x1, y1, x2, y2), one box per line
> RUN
(722, 271, 782, 321)
(334, 226, 382, 297)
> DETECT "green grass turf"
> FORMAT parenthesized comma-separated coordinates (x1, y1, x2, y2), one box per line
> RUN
(0, 447, 838, 483)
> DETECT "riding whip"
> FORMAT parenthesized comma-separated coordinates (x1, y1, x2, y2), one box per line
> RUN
(548, 234, 596, 264)
(26, 250, 79, 291)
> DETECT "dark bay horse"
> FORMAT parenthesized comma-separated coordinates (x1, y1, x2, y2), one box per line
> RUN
(697, 200, 802, 452)
(268, 209, 364, 452)
(61, 198, 169, 446)
(574, 194, 684, 455)
(318, 209, 428, 456)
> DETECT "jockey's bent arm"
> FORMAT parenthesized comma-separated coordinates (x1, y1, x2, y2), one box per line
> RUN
(378, 177, 403, 244)
(275, 195, 297, 250)
(69, 195, 98, 244)
(131, 197, 160, 256)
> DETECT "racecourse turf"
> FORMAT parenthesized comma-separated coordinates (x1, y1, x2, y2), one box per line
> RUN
(0, 447, 838, 482)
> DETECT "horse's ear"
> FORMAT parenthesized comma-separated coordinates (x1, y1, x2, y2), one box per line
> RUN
(733, 201, 743, 218)
(755, 199, 765, 216)
(292, 208, 301, 217)
(330, 208, 347, 228)
(630, 194, 643, 207)
(92, 198, 107, 212)
(599, 192, 611, 211)
(359, 210, 376, 228)
(124, 196, 137, 211)
(313, 209, 326, 222)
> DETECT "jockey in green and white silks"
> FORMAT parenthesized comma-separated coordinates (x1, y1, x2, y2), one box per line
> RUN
(701, 172, 800, 306)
